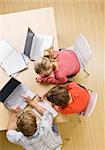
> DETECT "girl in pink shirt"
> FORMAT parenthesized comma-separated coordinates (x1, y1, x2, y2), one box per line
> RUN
(34, 47, 80, 84)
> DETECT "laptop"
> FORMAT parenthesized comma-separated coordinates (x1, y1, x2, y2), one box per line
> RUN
(23, 27, 34, 58)
(0, 77, 36, 110)
(23, 27, 53, 60)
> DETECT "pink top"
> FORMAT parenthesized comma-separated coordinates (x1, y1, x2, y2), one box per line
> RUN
(38, 49, 80, 84)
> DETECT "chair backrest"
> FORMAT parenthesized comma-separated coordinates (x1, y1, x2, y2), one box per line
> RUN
(83, 92, 98, 117)
(68, 34, 92, 70)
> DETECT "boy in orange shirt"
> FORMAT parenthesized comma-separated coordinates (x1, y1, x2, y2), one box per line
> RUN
(45, 82, 90, 114)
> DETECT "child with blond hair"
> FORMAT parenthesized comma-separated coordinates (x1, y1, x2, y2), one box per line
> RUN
(6, 95, 62, 150)
(34, 47, 80, 84)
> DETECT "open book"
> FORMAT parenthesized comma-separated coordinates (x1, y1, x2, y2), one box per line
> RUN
(32, 100, 58, 119)
(23, 27, 54, 60)
(0, 39, 27, 76)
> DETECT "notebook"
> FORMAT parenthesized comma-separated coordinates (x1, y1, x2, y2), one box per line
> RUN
(0, 39, 27, 76)
(23, 27, 54, 60)
(0, 77, 36, 110)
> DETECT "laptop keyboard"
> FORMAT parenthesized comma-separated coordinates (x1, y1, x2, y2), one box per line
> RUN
(5, 84, 35, 109)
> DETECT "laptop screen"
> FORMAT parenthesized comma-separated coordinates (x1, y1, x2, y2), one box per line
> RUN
(0, 77, 21, 102)
(24, 27, 35, 57)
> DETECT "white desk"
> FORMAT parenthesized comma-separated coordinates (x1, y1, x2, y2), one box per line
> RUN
(0, 7, 60, 130)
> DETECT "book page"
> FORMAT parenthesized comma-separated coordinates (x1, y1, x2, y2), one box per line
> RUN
(11, 54, 29, 77)
(1, 52, 27, 75)
(30, 33, 53, 60)
(0, 39, 14, 64)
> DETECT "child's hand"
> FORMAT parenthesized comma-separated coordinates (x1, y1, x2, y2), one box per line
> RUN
(35, 94, 43, 102)
(11, 104, 20, 113)
(36, 77, 42, 82)
(21, 94, 32, 105)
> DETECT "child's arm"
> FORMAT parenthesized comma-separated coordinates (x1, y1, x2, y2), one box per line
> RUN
(45, 76, 68, 84)
(7, 113, 17, 130)
(21, 95, 46, 115)
(7, 105, 20, 130)
(36, 68, 68, 84)
(36, 75, 68, 84)
(6, 105, 22, 145)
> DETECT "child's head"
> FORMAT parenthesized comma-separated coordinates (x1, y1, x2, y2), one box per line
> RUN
(34, 47, 57, 76)
(34, 57, 53, 76)
(17, 110, 37, 137)
(46, 85, 70, 107)
(44, 47, 57, 61)
(44, 47, 54, 58)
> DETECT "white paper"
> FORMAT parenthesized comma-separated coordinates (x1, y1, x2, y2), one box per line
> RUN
(38, 100, 58, 118)
(11, 54, 29, 77)
(1, 52, 27, 76)
(0, 38, 14, 63)
(22, 53, 29, 64)
(0, 39, 28, 76)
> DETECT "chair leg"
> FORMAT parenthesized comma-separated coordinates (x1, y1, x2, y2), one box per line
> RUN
(71, 114, 82, 129)
(63, 138, 70, 141)
(83, 69, 90, 77)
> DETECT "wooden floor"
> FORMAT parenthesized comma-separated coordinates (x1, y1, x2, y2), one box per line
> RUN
(0, 0, 104, 150)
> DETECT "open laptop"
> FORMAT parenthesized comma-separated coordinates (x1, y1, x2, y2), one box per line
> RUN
(23, 27, 34, 58)
(0, 77, 36, 110)
(23, 27, 53, 60)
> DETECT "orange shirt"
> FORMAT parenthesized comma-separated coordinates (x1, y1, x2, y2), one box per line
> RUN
(58, 82, 90, 114)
